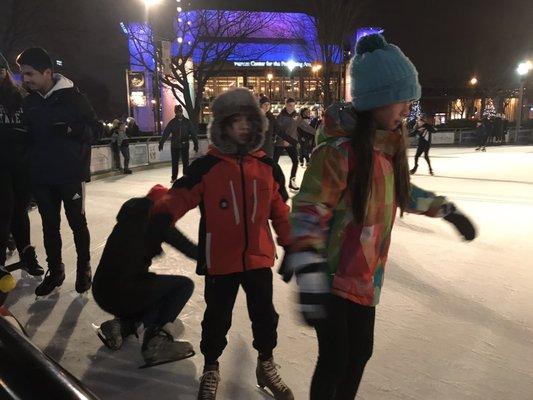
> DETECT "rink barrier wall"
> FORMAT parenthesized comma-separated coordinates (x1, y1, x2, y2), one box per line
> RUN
(90, 136, 209, 175)
(90, 129, 533, 176)
(409, 128, 533, 147)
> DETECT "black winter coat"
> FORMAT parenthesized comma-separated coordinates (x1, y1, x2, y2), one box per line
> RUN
(22, 75, 97, 184)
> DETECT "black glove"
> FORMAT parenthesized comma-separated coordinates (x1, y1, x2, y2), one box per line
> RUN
(443, 204, 477, 241)
(158, 142, 163, 151)
(145, 213, 173, 260)
(281, 250, 330, 326)
(194, 145, 199, 152)
(277, 248, 293, 283)
(295, 262, 330, 326)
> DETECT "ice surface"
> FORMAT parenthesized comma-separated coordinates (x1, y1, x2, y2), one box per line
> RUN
(5, 146, 533, 399)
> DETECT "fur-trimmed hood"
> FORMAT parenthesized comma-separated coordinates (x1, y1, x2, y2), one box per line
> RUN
(208, 88, 267, 155)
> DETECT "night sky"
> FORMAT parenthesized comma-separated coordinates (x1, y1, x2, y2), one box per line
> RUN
(3, 0, 531, 118)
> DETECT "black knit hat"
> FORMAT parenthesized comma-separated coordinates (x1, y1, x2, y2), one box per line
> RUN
(259, 96, 270, 106)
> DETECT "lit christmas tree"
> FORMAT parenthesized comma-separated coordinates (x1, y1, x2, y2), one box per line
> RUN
(483, 98, 496, 119)
(407, 101, 422, 129)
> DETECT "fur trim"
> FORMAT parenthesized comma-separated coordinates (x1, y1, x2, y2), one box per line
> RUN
(208, 88, 267, 154)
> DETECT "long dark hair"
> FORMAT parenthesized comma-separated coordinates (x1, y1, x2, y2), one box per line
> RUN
(350, 111, 411, 223)
(0, 70, 23, 117)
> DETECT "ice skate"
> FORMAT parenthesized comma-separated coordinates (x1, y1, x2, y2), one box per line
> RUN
(410, 166, 418, 175)
(197, 364, 220, 400)
(6, 235, 16, 257)
(139, 327, 194, 368)
(481, 147, 486, 152)
(429, 169, 434, 176)
(256, 357, 294, 400)
(20, 246, 44, 276)
(288, 177, 299, 191)
(97, 318, 138, 351)
(35, 267, 65, 298)
(75, 262, 92, 294)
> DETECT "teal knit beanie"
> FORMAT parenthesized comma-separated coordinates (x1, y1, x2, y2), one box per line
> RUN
(350, 34, 421, 111)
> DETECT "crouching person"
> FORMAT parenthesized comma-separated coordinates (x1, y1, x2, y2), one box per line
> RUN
(92, 184, 198, 368)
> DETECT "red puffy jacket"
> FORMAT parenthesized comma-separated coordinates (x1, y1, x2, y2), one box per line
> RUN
(152, 146, 291, 276)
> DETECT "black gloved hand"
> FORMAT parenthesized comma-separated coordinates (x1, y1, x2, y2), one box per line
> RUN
(194, 145, 199, 152)
(443, 204, 477, 241)
(158, 143, 163, 152)
(145, 213, 173, 259)
(295, 262, 330, 326)
(277, 248, 293, 283)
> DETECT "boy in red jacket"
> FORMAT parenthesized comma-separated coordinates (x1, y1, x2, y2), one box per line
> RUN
(151, 88, 294, 400)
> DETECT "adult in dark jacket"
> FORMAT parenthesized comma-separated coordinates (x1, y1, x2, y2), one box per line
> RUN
(296, 107, 316, 168)
(274, 98, 301, 190)
(159, 105, 198, 182)
(475, 121, 487, 152)
(0, 52, 43, 275)
(17, 48, 97, 296)
(259, 96, 276, 158)
(92, 185, 197, 367)
(409, 116, 436, 175)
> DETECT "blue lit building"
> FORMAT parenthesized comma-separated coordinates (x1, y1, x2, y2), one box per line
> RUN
(123, 10, 382, 130)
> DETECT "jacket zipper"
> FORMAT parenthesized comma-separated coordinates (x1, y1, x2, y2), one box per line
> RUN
(238, 156, 249, 271)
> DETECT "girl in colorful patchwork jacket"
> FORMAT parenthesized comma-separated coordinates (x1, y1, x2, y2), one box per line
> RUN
(284, 34, 477, 400)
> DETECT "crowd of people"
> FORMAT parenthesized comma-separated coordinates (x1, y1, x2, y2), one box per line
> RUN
(1, 34, 479, 400)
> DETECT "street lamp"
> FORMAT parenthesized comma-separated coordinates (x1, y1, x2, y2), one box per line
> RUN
(267, 73, 274, 99)
(143, 0, 161, 9)
(469, 77, 478, 86)
(515, 60, 532, 142)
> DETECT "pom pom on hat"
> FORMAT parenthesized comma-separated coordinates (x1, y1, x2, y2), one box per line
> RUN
(356, 34, 387, 55)
(146, 184, 169, 203)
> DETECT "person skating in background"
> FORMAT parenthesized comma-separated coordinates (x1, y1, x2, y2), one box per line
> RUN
(151, 88, 294, 400)
(259, 96, 277, 158)
(110, 121, 132, 174)
(284, 34, 476, 400)
(296, 107, 316, 168)
(159, 105, 198, 183)
(126, 117, 140, 137)
(92, 185, 197, 367)
(410, 114, 436, 175)
(0, 51, 43, 275)
(274, 98, 300, 191)
(17, 47, 97, 296)
(475, 120, 488, 152)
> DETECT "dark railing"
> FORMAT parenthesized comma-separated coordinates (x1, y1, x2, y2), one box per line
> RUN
(0, 309, 99, 399)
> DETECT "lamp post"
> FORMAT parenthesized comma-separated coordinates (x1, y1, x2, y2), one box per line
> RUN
(469, 77, 478, 119)
(311, 64, 322, 102)
(143, 0, 162, 135)
(516, 60, 532, 143)
(267, 73, 273, 99)
(286, 60, 298, 99)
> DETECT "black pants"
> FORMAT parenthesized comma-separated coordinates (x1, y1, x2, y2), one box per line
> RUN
(200, 268, 279, 365)
(413, 140, 432, 171)
(273, 146, 298, 180)
(0, 165, 31, 266)
(120, 144, 130, 170)
(310, 295, 375, 400)
(33, 182, 90, 271)
(171, 145, 190, 180)
(93, 273, 194, 328)
(299, 141, 311, 165)
(477, 134, 488, 148)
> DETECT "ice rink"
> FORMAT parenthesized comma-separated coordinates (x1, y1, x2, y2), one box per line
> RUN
(5, 145, 533, 400)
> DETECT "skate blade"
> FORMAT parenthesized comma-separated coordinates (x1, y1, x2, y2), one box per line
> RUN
(96, 330, 122, 351)
(138, 350, 195, 369)
(35, 287, 61, 300)
(256, 385, 275, 398)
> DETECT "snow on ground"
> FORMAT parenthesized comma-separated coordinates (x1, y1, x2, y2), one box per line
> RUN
(5, 145, 533, 400)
